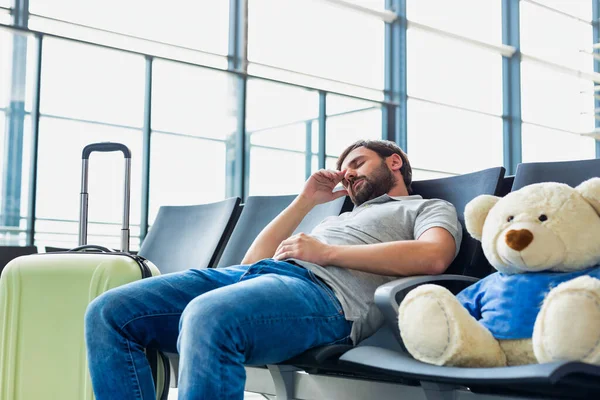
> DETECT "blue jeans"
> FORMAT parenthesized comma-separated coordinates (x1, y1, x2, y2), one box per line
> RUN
(84, 259, 352, 399)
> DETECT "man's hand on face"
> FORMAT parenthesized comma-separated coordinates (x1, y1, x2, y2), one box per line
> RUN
(273, 233, 332, 266)
(298, 169, 348, 207)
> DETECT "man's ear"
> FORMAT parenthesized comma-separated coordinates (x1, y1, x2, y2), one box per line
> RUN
(387, 153, 403, 172)
(465, 195, 500, 241)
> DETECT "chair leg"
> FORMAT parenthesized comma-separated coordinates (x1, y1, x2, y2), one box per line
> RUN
(267, 364, 300, 400)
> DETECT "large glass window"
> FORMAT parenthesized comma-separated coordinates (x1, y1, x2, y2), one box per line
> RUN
(40, 38, 145, 127)
(407, 100, 503, 176)
(326, 94, 382, 157)
(0, 114, 33, 246)
(407, 28, 502, 114)
(0, 29, 37, 112)
(0, 30, 38, 245)
(0, 29, 12, 110)
(522, 123, 596, 163)
(533, 0, 592, 21)
(521, 61, 594, 133)
(248, 0, 385, 90)
(34, 117, 142, 249)
(246, 79, 318, 195)
(407, 0, 501, 45)
(0, 7, 10, 25)
(29, 0, 229, 55)
(520, 1, 592, 72)
(152, 60, 238, 140)
(149, 133, 227, 224)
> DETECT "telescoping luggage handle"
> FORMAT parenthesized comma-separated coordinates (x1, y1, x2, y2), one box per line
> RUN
(79, 142, 132, 253)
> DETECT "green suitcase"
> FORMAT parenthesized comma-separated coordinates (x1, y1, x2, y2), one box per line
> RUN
(0, 143, 169, 400)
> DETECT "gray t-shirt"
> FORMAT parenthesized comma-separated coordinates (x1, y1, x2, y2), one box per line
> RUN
(290, 194, 462, 344)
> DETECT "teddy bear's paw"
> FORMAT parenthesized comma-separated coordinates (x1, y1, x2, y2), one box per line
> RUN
(533, 276, 600, 365)
(398, 284, 506, 367)
(398, 284, 457, 365)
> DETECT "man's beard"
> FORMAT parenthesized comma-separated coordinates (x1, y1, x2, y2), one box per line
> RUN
(349, 161, 397, 206)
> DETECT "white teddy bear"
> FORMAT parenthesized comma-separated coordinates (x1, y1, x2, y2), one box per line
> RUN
(398, 178, 600, 367)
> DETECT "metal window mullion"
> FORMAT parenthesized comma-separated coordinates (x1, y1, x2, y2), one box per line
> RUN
(26, 33, 42, 246)
(384, 0, 407, 150)
(502, 0, 522, 175)
(2, 3, 29, 233)
(140, 56, 152, 240)
(12, 0, 29, 28)
(594, 0, 600, 158)
(238, 76, 248, 199)
(305, 121, 312, 179)
(227, 0, 248, 199)
(318, 91, 327, 169)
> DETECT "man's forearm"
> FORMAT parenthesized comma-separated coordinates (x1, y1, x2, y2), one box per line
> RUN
(326, 234, 455, 276)
(241, 196, 316, 264)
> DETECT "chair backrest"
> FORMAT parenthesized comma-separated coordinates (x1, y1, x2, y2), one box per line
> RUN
(411, 167, 505, 278)
(0, 246, 37, 276)
(138, 197, 241, 274)
(498, 175, 514, 197)
(512, 158, 600, 190)
(216, 195, 351, 268)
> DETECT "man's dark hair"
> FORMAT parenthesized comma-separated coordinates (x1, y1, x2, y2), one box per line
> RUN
(336, 139, 413, 194)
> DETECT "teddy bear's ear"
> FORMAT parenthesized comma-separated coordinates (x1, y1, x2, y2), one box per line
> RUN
(464, 195, 500, 241)
(575, 177, 600, 215)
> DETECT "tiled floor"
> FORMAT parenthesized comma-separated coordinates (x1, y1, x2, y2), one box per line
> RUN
(168, 389, 267, 399)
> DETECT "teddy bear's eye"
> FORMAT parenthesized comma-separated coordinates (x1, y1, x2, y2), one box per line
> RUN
(539, 214, 548, 222)
(507, 216, 514, 222)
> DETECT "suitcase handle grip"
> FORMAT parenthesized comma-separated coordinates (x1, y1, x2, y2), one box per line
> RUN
(82, 142, 131, 160)
(69, 245, 115, 253)
(79, 142, 132, 253)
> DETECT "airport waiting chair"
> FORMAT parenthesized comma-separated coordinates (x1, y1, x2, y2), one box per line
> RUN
(338, 159, 600, 400)
(164, 194, 351, 386)
(138, 197, 241, 273)
(217, 194, 353, 268)
(242, 167, 507, 399)
(134, 198, 241, 397)
(498, 175, 514, 197)
(0, 246, 37, 277)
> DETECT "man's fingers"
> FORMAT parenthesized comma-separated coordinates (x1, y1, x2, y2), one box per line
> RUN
(332, 188, 348, 199)
(314, 169, 343, 184)
(274, 252, 291, 260)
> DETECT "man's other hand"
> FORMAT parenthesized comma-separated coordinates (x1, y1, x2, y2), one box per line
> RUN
(299, 169, 348, 207)
(273, 233, 331, 265)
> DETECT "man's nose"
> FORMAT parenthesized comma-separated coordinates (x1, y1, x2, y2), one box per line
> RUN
(344, 169, 357, 183)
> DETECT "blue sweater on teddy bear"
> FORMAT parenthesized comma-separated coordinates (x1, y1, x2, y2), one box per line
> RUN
(457, 266, 600, 340)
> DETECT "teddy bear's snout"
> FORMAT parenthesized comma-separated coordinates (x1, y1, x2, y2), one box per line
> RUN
(505, 229, 534, 251)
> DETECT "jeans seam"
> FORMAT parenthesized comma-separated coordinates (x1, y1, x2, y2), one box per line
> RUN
(238, 313, 346, 327)
(126, 339, 144, 400)
(119, 311, 182, 332)
(238, 266, 262, 282)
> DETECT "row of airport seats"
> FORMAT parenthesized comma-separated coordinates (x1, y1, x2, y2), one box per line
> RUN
(145, 159, 598, 400)
(1, 158, 598, 399)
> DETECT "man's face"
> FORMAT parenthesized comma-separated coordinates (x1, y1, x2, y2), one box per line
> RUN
(340, 147, 397, 206)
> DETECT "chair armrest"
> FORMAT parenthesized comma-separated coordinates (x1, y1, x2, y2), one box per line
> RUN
(374, 275, 480, 344)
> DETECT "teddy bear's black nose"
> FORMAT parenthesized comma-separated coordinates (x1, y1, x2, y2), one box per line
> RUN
(505, 229, 534, 251)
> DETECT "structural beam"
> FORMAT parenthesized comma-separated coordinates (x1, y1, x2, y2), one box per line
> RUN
(383, 0, 407, 151)
(502, 0, 522, 175)
(1, 0, 30, 236)
(140, 56, 152, 240)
